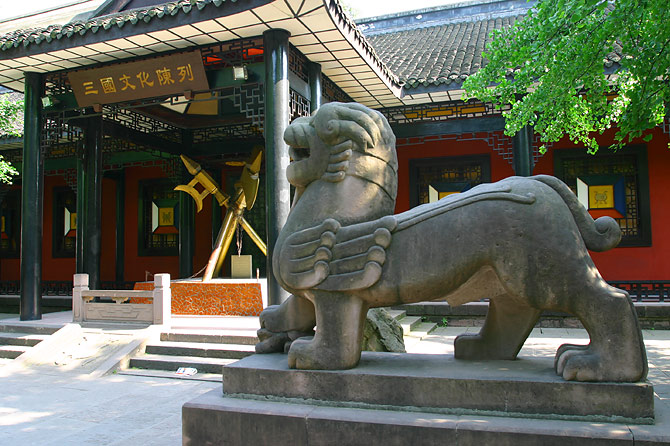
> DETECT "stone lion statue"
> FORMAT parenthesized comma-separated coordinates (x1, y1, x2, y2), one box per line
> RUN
(256, 102, 648, 383)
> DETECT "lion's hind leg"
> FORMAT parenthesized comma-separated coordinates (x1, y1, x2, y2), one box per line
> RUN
(454, 297, 540, 360)
(555, 284, 647, 382)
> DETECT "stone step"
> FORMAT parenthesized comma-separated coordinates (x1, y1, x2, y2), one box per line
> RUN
(399, 316, 422, 335)
(117, 368, 222, 382)
(129, 353, 239, 375)
(0, 324, 60, 335)
(0, 332, 47, 347)
(404, 321, 438, 338)
(385, 309, 407, 321)
(145, 341, 255, 360)
(160, 330, 258, 346)
(0, 344, 29, 359)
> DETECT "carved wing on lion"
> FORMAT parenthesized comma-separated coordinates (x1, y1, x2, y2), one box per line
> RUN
(278, 215, 397, 291)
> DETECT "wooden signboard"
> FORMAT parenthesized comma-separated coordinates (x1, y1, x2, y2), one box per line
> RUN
(68, 50, 209, 107)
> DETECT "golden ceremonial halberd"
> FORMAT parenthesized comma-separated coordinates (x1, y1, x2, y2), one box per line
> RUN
(174, 149, 266, 281)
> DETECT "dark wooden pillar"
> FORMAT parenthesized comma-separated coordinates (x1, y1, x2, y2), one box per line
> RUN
(513, 125, 534, 177)
(82, 116, 103, 290)
(264, 29, 291, 306)
(179, 189, 195, 278)
(308, 61, 322, 111)
(76, 154, 86, 274)
(114, 171, 125, 285)
(20, 72, 44, 320)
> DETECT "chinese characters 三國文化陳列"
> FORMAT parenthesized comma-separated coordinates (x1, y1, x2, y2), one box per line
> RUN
(136, 71, 155, 88)
(83, 81, 98, 95)
(119, 74, 136, 91)
(177, 64, 194, 82)
(156, 67, 175, 86)
(100, 77, 117, 94)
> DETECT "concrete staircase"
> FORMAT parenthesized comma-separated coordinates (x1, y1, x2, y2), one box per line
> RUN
(120, 328, 259, 381)
(387, 309, 438, 338)
(120, 310, 437, 381)
(0, 324, 59, 365)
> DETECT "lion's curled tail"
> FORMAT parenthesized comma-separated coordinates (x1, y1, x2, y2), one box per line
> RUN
(531, 175, 621, 252)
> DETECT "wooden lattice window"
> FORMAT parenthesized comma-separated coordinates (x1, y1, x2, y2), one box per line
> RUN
(52, 187, 77, 258)
(409, 155, 491, 207)
(138, 179, 179, 256)
(554, 146, 651, 247)
(0, 189, 20, 258)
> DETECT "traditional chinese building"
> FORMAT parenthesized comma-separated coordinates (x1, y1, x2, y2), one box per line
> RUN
(0, 0, 667, 320)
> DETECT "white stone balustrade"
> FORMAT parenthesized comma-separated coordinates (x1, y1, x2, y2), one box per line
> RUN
(72, 273, 171, 325)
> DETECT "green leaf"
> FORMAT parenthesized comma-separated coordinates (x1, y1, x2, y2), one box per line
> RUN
(463, 0, 670, 154)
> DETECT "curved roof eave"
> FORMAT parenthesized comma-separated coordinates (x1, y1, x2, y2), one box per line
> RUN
(0, 0, 403, 108)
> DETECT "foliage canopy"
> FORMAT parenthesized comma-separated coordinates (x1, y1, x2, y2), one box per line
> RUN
(463, 0, 670, 153)
(0, 96, 21, 183)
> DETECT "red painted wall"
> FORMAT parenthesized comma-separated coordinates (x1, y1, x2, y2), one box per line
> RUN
(192, 180, 214, 277)
(395, 127, 670, 281)
(1, 163, 221, 285)
(123, 165, 178, 281)
(395, 130, 515, 213)
(0, 175, 116, 283)
(42, 175, 75, 281)
(534, 127, 670, 281)
(100, 177, 117, 282)
(0, 185, 21, 281)
(121, 164, 217, 282)
(2, 126, 667, 285)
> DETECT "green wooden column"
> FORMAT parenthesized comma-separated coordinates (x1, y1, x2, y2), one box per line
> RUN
(308, 61, 322, 112)
(83, 116, 103, 290)
(20, 72, 44, 320)
(76, 154, 86, 274)
(513, 125, 535, 177)
(114, 171, 125, 285)
(179, 188, 195, 278)
(264, 29, 291, 306)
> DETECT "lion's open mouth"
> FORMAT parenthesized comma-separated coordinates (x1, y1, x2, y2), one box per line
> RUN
(284, 119, 314, 164)
(289, 146, 310, 162)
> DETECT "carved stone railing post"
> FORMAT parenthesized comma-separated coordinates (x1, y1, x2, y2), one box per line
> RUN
(152, 273, 171, 326)
(72, 273, 89, 322)
(72, 273, 170, 325)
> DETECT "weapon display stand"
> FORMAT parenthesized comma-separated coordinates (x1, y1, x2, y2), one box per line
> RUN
(140, 150, 267, 316)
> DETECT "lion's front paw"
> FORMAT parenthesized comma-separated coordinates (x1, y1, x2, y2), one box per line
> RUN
(287, 337, 359, 370)
(287, 338, 320, 369)
(255, 328, 289, 354)
(259, 305, 284, 332)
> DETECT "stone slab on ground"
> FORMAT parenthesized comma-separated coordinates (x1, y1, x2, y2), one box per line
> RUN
(183, 388, 660, 446)
(222, 352, 654, 422)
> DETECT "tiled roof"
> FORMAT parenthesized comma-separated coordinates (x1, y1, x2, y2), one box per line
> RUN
(364, 2, 623, 91)
(326, 0, 399, 88)
(0, 0, 403, 108)
(0, 0, 233, 51)
(365, 14, 520, 89)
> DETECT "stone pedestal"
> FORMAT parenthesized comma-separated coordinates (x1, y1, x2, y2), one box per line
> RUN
(182, 352, 656, 445)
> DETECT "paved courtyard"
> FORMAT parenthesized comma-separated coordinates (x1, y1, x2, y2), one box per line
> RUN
(1, 312, 670, 445)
